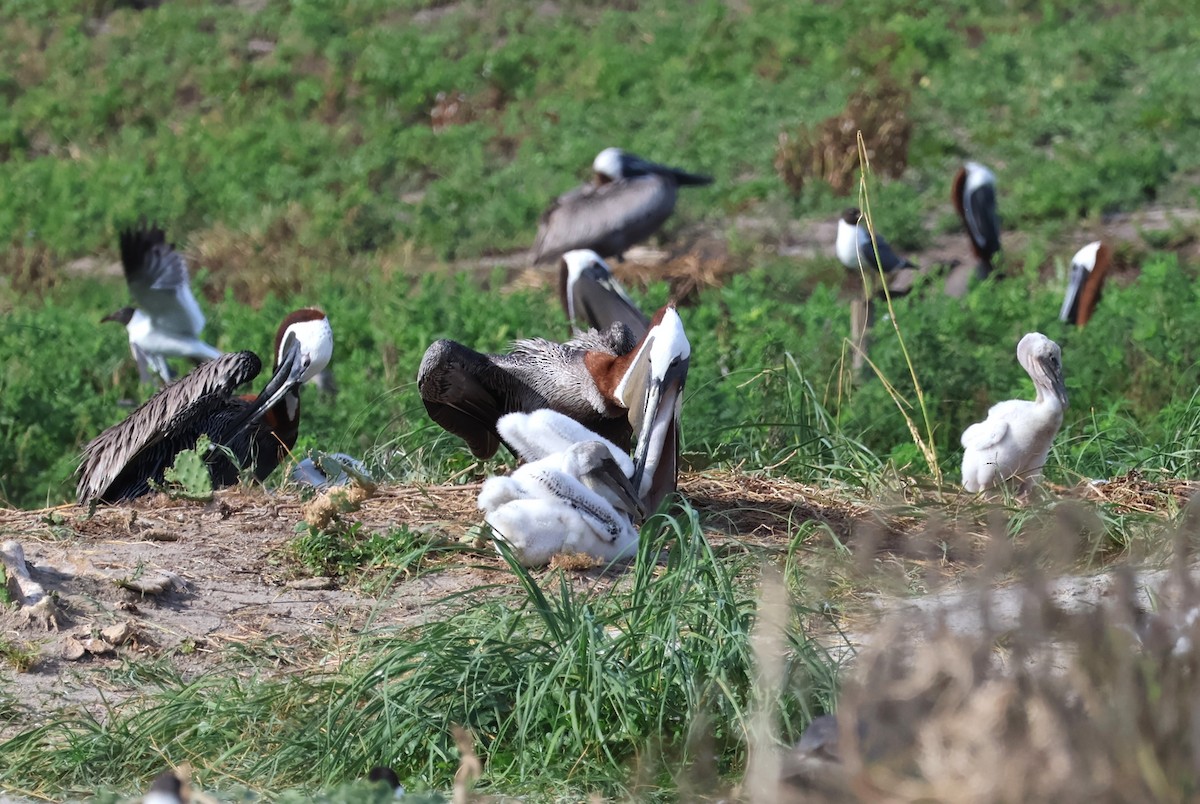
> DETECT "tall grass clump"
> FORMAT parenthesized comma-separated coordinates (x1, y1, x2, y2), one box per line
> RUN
(0, 507, 838, 800)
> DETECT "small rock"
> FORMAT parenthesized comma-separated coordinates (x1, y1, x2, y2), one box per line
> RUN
(101, 621, 135, 646)
(62, 637, 87, 661)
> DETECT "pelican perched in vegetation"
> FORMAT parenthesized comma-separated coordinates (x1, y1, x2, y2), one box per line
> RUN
(77, 309, 333, 504)
(532, 148, 712, 265)
(961, 332, 1067, 495)
(102, 225, 221, 384)
(418, 306, 689, 511)
(1059, 241, 1112, 327)
(479, 430, 643, 567)
(952, 161, 1002, 279)
(559, 249, 649, 338)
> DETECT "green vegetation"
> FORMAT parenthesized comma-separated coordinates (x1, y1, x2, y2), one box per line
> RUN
(2, 0, 1200, 800)
(0, 514, 836, 800)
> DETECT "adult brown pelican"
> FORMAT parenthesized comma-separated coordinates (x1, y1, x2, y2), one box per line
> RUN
(1059, 241, 1112, 327)
(418, 306, 690, 511)
(559, 249, 649, 338)
(77, 309, 333, 504)
(951, 161, 1002, 280)
(961, 332, 1067, 495)
(101, 225, 221, 384)
(532, 148, 712, 265)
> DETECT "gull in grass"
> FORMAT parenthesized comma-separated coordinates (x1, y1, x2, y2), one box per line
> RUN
(77, 309, 333, 504)
(532, 147, 713, 265)
(558, 249, 649, 338)
(418, 305, 690, 512)
(1060, 240, 1113, 327)
(961, 332, 1068, 495)
(102, 225, 221, 384)
(479, 410, 644, 567)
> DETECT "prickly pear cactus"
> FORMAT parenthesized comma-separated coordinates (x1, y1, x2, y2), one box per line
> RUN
(163, 435, 215, 501)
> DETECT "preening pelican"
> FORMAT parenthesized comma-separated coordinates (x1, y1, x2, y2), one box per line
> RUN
(77, 309, 333, 504)
(961, 332, 1067, 495)
(952, 161, 1001, 279)
(418, 306, 689, 512)
(102, 226, 221, 384)
(532, 148, 712, 265)
(1059, 241, 1112, 327)
(559, 249, 649, 338)
(835, 208, 915, 277)
(478, 439, 642, 567)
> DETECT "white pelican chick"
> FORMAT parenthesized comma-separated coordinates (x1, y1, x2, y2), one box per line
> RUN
(961, 332, 1068, 495)
(479, 439, 642, 567)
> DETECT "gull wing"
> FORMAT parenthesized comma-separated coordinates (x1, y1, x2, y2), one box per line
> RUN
(119, 226, 206, 337)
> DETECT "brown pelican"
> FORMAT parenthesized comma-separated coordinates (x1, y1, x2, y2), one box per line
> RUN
(961, 332, 1067, 495)
(532, 148, 713, 265)
(1059, 241, 1112, 327)
(951, 161, 1001, 279)
(418, 306, 690, 511)
(102, 226, 221, 384)
(77, 309, 333, 504)
(559, 249, 649, 338)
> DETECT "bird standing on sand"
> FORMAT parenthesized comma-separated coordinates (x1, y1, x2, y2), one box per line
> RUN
(102, 225, 221, 384)
(77, 309, 333, 504)
(961, 332, 1068, 495)
(1059, 241, 1112, 327)
(533, 148, 712, 265)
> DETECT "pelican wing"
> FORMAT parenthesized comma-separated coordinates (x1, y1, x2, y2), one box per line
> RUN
(533, 176, 674, 264)
(964, 183, 1001, 256)
(961, 418, 1009, 453)
(119, 226, 206, 337)
(416, 340, 504, 459)
(77, 351, 262, 503)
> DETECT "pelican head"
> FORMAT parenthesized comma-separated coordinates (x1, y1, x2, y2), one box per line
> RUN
(963, 161, 996, 188)
(558, 249, 648, 337)
(274, 308, 334, 382)
(593, 147, 626, 182)
(1059, 241, 1109, 326)
(250, 309, 335, 419)
(612, 305, 690, 511)
(1017, 332, 1067, 408)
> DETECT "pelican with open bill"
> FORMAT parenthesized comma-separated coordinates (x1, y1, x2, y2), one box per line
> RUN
(1059, 241, 1112, 327)
(102, 225, 221, 384)
(77, 309, 333, 504)
(418, 305, 690, 511)
(559, 249, 649, 338)
(532, 148, 712, 265)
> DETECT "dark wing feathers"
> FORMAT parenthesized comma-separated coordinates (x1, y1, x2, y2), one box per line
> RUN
(76, 351, 262, 503)
(533, 176, 675, 264)
(965, 184, 1001, 257)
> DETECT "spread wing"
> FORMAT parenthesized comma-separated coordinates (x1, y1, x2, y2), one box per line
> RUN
(119, 226, 206, 337)
(965, 184, 1001, 256)
(416, 340, 504, 459)
(77, 351, 262, 503)
(533, 176, 674, 264)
